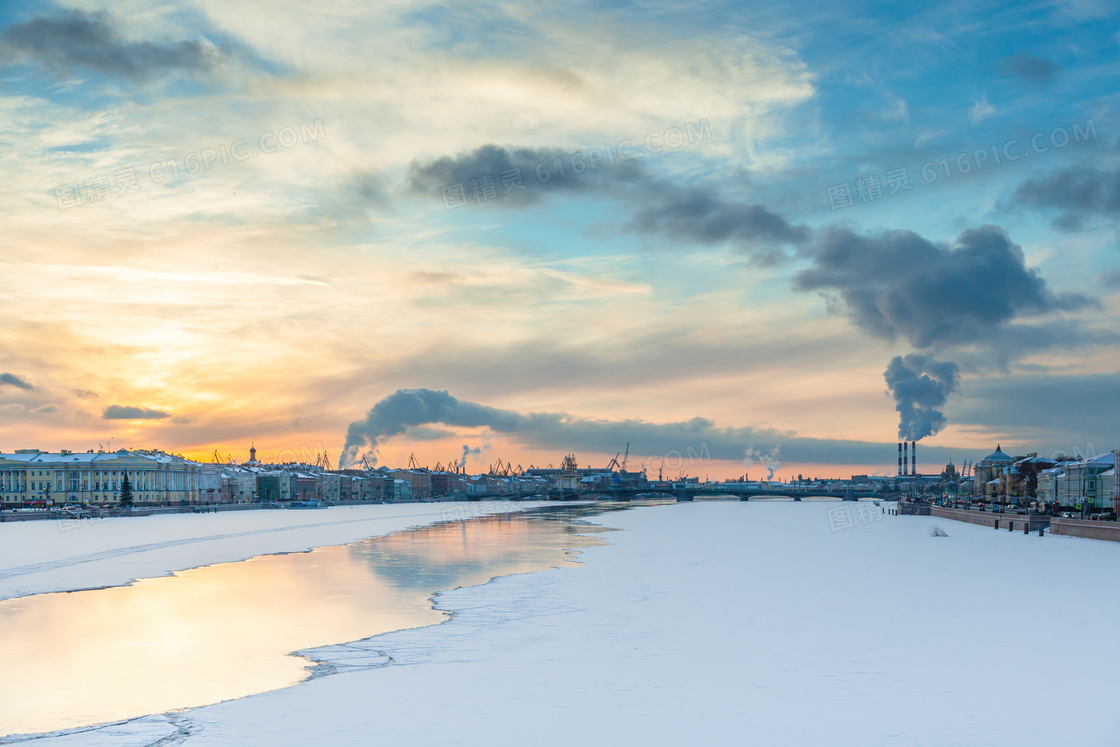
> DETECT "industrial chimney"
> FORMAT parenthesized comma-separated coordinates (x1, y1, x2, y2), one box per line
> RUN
(903, 441, 909, 476)
(898, 442, 903, 476)
(911, 440, 917, 476)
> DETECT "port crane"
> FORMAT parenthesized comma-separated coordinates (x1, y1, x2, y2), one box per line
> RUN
(606, 443, 631, 472)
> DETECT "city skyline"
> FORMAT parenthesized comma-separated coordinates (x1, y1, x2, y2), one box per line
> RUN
(1, 1, 1118, 480)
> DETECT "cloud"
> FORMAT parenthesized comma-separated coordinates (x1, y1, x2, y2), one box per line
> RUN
(341, 387, 957, 469)
(407, 144, 809, 257)
(625, 186, 812, 259)
(969, 95, 995, 123)
(406, 144, 647, 207)
(73, 388, 99, 400)
(0, 9, 218, 83)
(103, 404, 172, 420)
(950, 371, 1120, 448)
(1011, 165, 1120, 231)
(883, 354, 960, 441)
(0, 373, 34, 390)
(999, 53, 1059, 83)
(793, 225, 1094, 353)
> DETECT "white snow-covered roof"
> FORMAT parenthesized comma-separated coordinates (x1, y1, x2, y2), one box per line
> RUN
(0, 450, 188, 465)
(981, 446, 1013, 463)
(1072, 453, 1116, 467)
(1015, 456, 1057, 465)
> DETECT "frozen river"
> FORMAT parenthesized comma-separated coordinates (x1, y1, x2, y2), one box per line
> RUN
(4, 499, 1120, 746)
(0, 504, 628, 737)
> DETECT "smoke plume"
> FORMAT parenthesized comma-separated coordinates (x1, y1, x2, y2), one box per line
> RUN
(340, 387, 960, 469)
(743, 446, 781, 481)
(883, 354, 960, 441)
(459, 444, 482, 469)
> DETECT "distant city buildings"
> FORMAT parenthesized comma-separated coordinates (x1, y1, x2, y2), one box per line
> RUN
(0, 442, 1116, 511)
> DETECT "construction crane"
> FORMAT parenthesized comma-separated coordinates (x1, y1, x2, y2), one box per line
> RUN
(407, 453, 422, 470)
(605, 443, 631, 473)
(361, 455, 376, 471)
(489, 458, 514, 476)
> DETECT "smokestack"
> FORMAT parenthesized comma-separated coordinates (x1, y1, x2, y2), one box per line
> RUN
(911, 441, 917, 476)
(903, 441, 908, 476)
(898, 442, 903, 476)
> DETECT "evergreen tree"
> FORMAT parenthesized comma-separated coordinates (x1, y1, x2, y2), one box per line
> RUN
(119, 474, 134, 508)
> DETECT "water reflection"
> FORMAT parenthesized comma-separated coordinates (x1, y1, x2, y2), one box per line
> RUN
(0, 503, 641, 737)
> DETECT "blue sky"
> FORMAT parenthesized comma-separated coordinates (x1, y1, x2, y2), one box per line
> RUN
(0, 0, 1117, 477)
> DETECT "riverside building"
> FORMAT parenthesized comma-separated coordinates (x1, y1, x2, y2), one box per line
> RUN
(0, 448, 202, 507)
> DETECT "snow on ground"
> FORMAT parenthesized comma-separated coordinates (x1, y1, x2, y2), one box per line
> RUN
(11, 500, 1120, 746)
(0, 502, 539, 600)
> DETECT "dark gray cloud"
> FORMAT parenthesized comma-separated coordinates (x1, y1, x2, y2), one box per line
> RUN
(406, 144, 646, 207)
(794, 224, 1093, 351)
(406, 144, 809, 254)
(341, 387, 956, 469)
(950, 372, 1120, 449)
(103, 404, 171, 420)
(625, 186, 811, 259)
(999, 53, 1059, 83)
(0, 9, 216, 82)
(0, 373, 33, 390)
(883, 354, 959, 441)
(1011, 166, 1120, 231)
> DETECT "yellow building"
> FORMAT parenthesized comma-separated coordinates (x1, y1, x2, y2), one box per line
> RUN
(0, 448, 202, 507)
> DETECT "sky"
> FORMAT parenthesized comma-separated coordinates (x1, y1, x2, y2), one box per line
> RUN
(0, 0, 1117, 479)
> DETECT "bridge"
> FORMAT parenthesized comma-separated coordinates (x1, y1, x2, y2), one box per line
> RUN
(463, 485, 881, 502)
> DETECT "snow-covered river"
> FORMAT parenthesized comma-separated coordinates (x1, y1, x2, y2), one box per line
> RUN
(0, 504, 626, 737)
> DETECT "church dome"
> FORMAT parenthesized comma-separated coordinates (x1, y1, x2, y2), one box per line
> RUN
(982, 444, 1012, 463)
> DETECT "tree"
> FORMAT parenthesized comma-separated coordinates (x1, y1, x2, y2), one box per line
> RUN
(119, 474, 134, 508)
